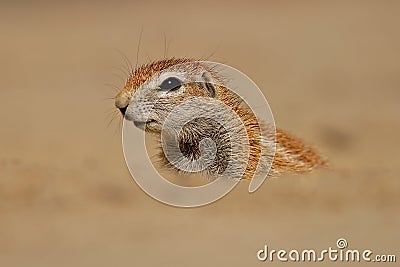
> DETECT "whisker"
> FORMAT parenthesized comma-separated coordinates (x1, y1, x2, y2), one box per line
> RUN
(112, 65, 129, 77)
(144, 50, 152, 63)
(104, 83, 121, 93)
(111, 72, 127, 85)
(166, 37, 172, 59)
(163, 34, 166, 58)
(118, 116, 123, 133)
(135, 28, 144, 69)
(114, 48, 133, 74)
(105, 107, 117, 117)
(205, 45, 220, 61)
(163, 33, 171, 59)
(106, 109, 119, 129)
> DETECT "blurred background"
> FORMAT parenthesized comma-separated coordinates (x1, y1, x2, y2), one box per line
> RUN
(0, 1, 399, 266)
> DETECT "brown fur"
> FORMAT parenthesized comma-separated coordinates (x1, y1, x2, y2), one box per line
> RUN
(115, 58, 327, 178)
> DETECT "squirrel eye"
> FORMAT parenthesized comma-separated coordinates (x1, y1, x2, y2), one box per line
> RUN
(159, 77, 182, 91)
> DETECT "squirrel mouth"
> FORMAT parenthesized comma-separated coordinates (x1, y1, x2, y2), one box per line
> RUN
(133, 119, 157, 129)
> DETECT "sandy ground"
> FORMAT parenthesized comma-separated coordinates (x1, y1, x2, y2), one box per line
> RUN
(0, 1, 399, 266)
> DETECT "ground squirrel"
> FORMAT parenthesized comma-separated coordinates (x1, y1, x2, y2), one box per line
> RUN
(115, 58, 327, 180)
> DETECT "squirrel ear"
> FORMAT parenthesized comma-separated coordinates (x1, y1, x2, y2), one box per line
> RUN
(201, 71, 216, 98)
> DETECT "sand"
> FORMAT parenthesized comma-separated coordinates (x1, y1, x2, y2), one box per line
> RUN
(0, 1, 399, 266)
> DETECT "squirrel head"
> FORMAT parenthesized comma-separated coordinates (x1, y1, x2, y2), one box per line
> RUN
(115, 58, 220, 133)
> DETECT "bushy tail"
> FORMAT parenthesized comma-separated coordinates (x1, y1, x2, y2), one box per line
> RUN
(269, 128, 328, 176)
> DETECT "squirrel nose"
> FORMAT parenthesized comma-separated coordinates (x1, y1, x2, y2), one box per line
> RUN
(118, 107, 127, 115)
(115, 91, 130, 115)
